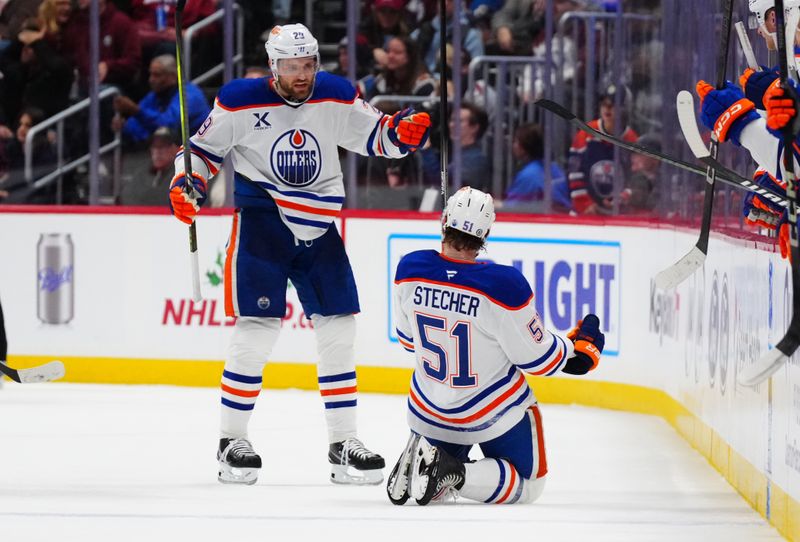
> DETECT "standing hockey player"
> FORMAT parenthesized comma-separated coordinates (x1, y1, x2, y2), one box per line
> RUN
(387, 187, 605, 505)
(168, 23, 432, 486)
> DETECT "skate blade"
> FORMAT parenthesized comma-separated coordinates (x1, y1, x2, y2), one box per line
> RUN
(330, 464, 384, 485)
(409, 438, 436, 501)
(387, 434, 421, 504)
(218, 463, 259, 485)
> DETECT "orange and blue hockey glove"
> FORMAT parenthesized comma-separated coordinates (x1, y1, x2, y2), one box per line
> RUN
(168, 172, 207, 225)
(387, 108, 431, 153)
(563, 314, 604, 375)
(764, 79, 800, 137)
(739, 67, 780, 110)
(743, 171, 787, 230)
(696, 80, 759, 145)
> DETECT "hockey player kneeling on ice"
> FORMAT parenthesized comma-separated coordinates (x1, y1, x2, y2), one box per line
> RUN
(169, 23, 432, 486)
(386, 187, 605, 505)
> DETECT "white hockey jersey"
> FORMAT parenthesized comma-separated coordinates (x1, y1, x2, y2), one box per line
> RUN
(393, 250, 576, 445)
(174, 72, 408, 240)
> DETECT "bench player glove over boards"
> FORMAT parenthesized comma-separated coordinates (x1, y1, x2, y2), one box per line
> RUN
(764, 78, 800, 137)
(696, 80, 760, 146)
(169, 172, 208, 224)
(387, 108, 431, 153)
(563, 314, 605, 375)
(739, 67, 780, 110)
(742, 172, 787, 230)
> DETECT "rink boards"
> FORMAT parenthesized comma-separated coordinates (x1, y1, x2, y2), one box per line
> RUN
(0, 207, 798, 540)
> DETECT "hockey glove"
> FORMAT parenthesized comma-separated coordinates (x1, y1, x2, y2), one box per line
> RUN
(696, 80, 759, 145)
(563, 314, 605, 375)
(387, 108, 431, 153)
(739, 67, 780, 110)
(169, 172, 208, 224)
(764, 79, 800, 137)
(742, 171, 787, 230)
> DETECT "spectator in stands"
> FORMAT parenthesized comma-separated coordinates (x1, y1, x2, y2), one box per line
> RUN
(360, 36, 435, 105)
(0, 0, 42, 48)
(504, 122, 571, 212)
(273, 0, 292, 25)
(0, 15, 69, 140)
(63, 0, 142, 95)
(38, 0, 71, 53)
(111, 54, 209, 147)
(411, 0, 484, 74)
(359, 0, 411, 69)
(420, 101, 491, 191)
(243, 65, 270, 79)
(528, 0, 582, 101)
(331, 35, 373, 80)
(625, 132, 660, 213)
(3, 17, 72, 118)
(0, 106, 57, 202)
(568, 84, 638, 215)
(490, 0, 543, 56)
(128, 0, 216, 61)
(442, 45, 496, 119)
(119, 125, 180, 205)
(449, 101, 490, 192)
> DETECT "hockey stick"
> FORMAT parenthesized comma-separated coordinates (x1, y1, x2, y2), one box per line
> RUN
(535, 99, 788, 206)
(652, 0, 735, 290)
(438, 0, 448, 205)
(0, 359, 65, 383)
(175, 0, 202, 302)
(735, 21, 759, 71)
(740, 0, 800, 386)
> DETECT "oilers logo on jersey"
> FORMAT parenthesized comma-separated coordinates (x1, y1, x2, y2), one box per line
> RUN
(589, 159, 615, 198)
(270, 129, 321, 187)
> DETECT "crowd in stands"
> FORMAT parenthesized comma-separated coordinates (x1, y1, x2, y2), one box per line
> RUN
(0, 0, 664, 217)
(342, 0, 662, 215)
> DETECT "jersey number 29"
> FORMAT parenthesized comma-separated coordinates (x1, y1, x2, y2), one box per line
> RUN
(415, 313, 477, 387)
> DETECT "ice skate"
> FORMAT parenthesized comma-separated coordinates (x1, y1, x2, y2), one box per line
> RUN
(217, 438, 262, 485)
(329, 438, 385, 485)
(386, 433, 421, 505)
(410, 437, 465, 505)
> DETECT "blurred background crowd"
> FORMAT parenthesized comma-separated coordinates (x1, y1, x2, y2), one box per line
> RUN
(0, 0, 768, 230)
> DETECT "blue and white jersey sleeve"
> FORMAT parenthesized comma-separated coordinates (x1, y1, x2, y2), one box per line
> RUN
(494, 293, 575, 377)
(339, 97, 408, 159)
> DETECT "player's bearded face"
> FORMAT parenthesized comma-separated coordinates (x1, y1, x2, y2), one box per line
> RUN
(275, 57, 318, 100)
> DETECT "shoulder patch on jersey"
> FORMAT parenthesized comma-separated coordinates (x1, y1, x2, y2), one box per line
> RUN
(395, 250, 533, 310)
(309, 72, 357, 103)
(217, 78, 283, 110)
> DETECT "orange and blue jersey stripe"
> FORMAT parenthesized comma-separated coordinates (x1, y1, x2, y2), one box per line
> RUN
(318, 371, 358, 409)
(485, 459, 525, 504)
(407, 366, 532, 433)
(396, 328, 415, 352)
(220, 370, 262, 411)
(515, 333, 568, 376)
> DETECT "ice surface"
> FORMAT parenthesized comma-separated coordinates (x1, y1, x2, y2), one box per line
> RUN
(0, 384, 784, 542)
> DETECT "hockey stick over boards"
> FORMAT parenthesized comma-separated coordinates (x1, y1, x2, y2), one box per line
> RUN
(651, 0, 735, 290)
(0, 359, 65, 383)
(534, 99, 789, 206)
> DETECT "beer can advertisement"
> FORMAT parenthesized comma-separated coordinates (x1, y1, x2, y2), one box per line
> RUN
(37, 233, 74, 325)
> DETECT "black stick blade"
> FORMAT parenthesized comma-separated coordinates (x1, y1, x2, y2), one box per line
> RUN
(534, 99, 576, 121)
